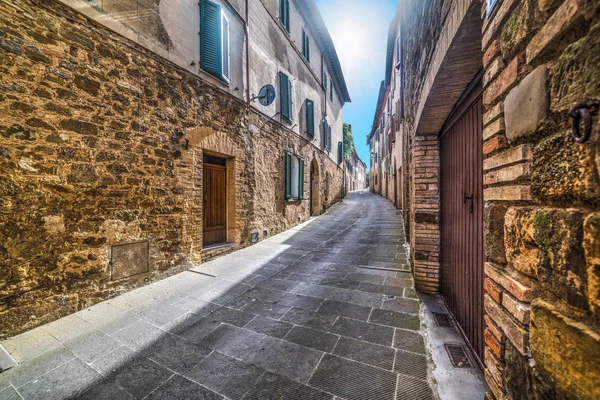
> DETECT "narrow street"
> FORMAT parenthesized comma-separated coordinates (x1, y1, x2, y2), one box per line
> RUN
(0, 191, 435, 400)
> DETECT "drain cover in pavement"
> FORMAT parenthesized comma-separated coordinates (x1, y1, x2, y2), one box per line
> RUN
(432, 312, 452, 327)
(444, 344, 472, 368)
(383, 295, 397, 301)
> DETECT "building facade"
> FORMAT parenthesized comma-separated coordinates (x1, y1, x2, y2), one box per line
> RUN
(0, 0, 350, 337)
(386, 0, 599, 399)
(345, 151, 367, 192)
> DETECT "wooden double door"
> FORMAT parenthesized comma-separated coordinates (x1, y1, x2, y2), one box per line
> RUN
(440, 77, 485, 363)
(203, 155, 227, 247)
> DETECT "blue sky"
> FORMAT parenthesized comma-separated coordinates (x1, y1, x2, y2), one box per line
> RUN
(316, 0, 398, 169)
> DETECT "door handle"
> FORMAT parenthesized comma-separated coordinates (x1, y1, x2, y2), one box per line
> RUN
(463, 193, 473, 214)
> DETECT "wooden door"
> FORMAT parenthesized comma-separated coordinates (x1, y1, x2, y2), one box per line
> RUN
(440, 77, 484, 363)
(203, 156, 227, 247)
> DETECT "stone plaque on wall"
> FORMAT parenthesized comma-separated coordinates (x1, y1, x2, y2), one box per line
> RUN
(111, 241, 150, 280)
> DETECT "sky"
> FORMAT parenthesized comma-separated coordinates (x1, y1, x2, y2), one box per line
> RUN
(316, 0, 398, 170)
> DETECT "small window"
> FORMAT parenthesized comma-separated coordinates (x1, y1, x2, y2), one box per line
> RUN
(284, 152, 304, 200)
(486, 0, 499, 16)
(306, 99, 314, 136)
(302, 29, 310, 62)
(279, 72, 292, 120)
(327, 125, 332, 151)
(330, 80, 333, 102)
(200, 0, 230, 83)
(337, 141, 343, 163)
(279, 0, 290, 32)
(323, 71, 328, 91)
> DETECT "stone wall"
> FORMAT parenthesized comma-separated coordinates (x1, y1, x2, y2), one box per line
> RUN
(481, 0, 600, 398)
(0, 0, 343, 338)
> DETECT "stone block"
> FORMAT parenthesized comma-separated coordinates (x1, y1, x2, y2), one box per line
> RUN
(530, 299, 600, 400)
(484, 163, 531, 185)
(484, 202, 508, 264)
(531, 132, 600, 204)
(500, 0, 530, 60)
(550, 21, 600, 112)
(484, 294, 529, 355)
(583, 213, 600, 318)
(483, 144, 532, 171)
(485, 278, 503, 303)
(526, 0, 582, 64)
(483, 102, 503, 126)
(504, 207, 587, 307)
(502, 292, 531, 325)
(504, 65, 549, 142)
(504, 340, 557, 400)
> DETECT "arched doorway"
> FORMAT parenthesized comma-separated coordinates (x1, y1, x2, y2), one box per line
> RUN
(310, 159, 320, 216)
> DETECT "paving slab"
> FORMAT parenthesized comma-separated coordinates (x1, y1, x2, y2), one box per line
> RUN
(243, 316, 294, 339)
(283, 326, 339, 352)
(330, 317, 394, 346)
(332, 336, 396, 371)
(145, 374, 223, 400)
(200, 324, 264, 359)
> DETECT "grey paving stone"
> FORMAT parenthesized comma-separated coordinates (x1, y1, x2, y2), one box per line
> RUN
(242, 287, 285, 302)
(369, 309, 421, 330)
(393, 329, 426, 354)
(186, 352, 263, 400)
(199, 281, 253, 305)
(258, 278, 301, 292)
(0, 373, 9, 391)
(383, 275, 414, 287)
(281, 308, 338, 331)
(65, 329, 122, 363)
(178, 318, 222, 344)
(275, 293, 324, 311)
(17, 358, 100, 400)
(206, 307, 255, 327)
(292, 283, 382, 307)
(332, 336, 395, 371)
(318, 277, 360, 290)
(283, 326, 339, 352)
(381, 297, 420, 314)
(1, 345, 75, 388)
(317, 300, 372, 321)
(240, 299, 290, 319)
(0, 386, 22, 400)
(200, 324, 264, 359)
(0, 329, 62, 364)
(90, 346, 136, 377)
(145, 374, 223, 400)
(173, 297, 220, 316)
(225, 296, 254, 310)
(330, 318, 394, 346)
(0, 346, 17, 373)
(243, 316, 294, 339)
(163, 312, 206, 335)
(243, 336, 323, 383)
(110, 357, 173, 399)
(75, 303, 139, 335)
(243, 372, 332, 400)
(358, 282, 403, 296)
(145, 335, 212, 374)
(111, 320, 169, 351)
(308, 354, 397, 400)
(41, 314, 95, 343)
(286, 273, 324, 283)
(78, 381, 135, 400)
(404, 287, 418, 299)
(343, 273, 385, 285)
(394, 349, 429, 380)
(396, 373, 435, 399)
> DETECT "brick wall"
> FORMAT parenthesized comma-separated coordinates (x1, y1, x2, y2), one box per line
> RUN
(0, 0, 343, 338)
(481, 0, 600, 398)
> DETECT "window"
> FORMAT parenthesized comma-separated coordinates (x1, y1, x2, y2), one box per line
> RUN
(279, 72, 292, 120)
(322, 119, 331, 151)
(302, 29, 310, 62)
(486, 0, 499, 16)
(284, 152, 304, 200)
(327, 125, 332, 151)
(323, 71, 327, 91)
(329, 80, 333, 102)
(337, 141, 343, 163)
(305, 99, 314, 136)
(279, 0, 290, 33)
(200, 0, 230, 83)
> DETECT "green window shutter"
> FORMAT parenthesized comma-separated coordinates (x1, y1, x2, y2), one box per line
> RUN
(302, 29, 310, 62)
(338, 141, 343, 163)
(298, 158, 305, 199)
(322, 119, 327, 148)
(306, 100, 314, 136)
(323, 71, 327, 90)
(287, 153, 293, 198)
(200, 0, 223, 78)
(280, 0, 290, 32)
(327, 126, 332, 151)
(330, 80, 333, 102)
(279, 72, 291, 120)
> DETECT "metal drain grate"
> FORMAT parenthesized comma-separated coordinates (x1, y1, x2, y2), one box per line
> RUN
(432, 312, 452, 327)
(445, 345, 472, 368)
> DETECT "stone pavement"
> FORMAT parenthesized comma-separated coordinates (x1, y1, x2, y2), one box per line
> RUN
(0, 191, 437, 400)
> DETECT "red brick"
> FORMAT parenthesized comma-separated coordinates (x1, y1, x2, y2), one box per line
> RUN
(483, 58, 519, 106)
(485, 315, 505, 342)
(483, 40, 501, 69)
(485, 328, 505, 360)
(485, 262, 536, 302)
(485, 278, 503, 303)
(483, 135, 508, 155)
